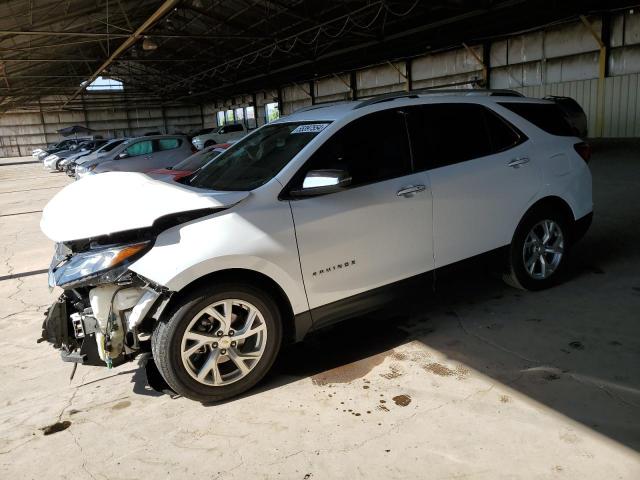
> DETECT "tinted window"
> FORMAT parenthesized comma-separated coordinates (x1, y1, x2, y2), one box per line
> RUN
(499, 102, 576, 136)
(483, 107, 525, 152)
(297, 109, 412, 189)
(189, 122, 329, 191)
(224, 124, 244, 133)
(409, 103, 491, 170)
(125, 140, 152, 157)
(157, 138, 180, 151)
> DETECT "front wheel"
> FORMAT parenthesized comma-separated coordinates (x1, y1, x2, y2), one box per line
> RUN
(151, 284, 282, 402)
(504, 209, 570, 291)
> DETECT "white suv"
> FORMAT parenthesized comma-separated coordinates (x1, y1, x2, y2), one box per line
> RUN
(191, 124, 247, 150)
(40, 93, 593, 402)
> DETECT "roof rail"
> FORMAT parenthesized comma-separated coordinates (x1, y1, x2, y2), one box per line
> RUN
(353, 88, 523, 110)
(293, 101, 349, 114)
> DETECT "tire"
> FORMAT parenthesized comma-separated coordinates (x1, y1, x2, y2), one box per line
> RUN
(151, 283, 282, 402)
(203, 140, 215, 148)
(503, 207, 571, 291)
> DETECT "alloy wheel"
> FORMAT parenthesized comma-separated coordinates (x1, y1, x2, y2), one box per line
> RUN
(522, 219, 564, 280)
(180, 299, 268, 386)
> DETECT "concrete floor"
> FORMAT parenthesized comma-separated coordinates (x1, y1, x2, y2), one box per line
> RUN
(1, 144, 639, 479)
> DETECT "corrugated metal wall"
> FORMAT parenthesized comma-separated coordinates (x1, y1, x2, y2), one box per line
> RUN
(513, 74, 640, 138)
(0, 96, 205, 157)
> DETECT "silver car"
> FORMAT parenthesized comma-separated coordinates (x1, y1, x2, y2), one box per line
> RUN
(76, 135, 193, 179)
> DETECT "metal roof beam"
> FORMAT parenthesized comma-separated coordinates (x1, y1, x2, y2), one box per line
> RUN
(61, 0, 181, 109)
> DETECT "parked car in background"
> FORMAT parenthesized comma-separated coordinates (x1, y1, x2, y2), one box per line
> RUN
(58, 139, 109, 172)
(36, 139, 86, 161)
(75, 135, 193, 179)
(40, 93, 592, 402)
(43, 140, 106, 171)
(54, 140, 108, 171)
(544, 96, 588, 138)
(66, 138, 128, 177)
(147, 142, 232, 182)
(192, 123, 247, 150)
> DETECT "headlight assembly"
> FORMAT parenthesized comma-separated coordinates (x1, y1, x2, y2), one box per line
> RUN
(49, 241, 151, 288)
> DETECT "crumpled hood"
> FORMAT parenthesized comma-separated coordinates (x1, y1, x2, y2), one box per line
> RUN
(41, 172, 249, 242)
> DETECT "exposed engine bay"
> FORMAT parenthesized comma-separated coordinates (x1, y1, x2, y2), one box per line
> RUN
(40, 280, 166, 368)
(38, 225, 175, 371)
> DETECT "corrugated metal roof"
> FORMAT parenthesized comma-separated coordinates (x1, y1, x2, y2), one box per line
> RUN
(0, 0, 637, 111)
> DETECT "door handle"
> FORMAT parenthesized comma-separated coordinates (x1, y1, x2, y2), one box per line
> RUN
(508, 157, 530, 168)
(397, 185, 427, 197)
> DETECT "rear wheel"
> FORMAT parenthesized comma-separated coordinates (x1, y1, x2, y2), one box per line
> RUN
(504, 209, 570, 290)
(151, 283, 282, 402)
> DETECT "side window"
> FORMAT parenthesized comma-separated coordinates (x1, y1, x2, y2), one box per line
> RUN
(125, 140, 153, 157)
(299, 109, 412, 189)
(410, 103, 493, 170)
(483, 107, 526, 152)
(227, 124, 244, 132)
(157, 138, 181, 151)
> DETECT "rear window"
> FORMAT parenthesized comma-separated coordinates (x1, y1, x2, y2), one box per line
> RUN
(499, 102, 576, 136)
(157, 138, 181, 151)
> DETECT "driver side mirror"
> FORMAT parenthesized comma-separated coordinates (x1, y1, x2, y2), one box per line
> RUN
(290, 169, 352, 197)
(117, 152, 129, 159)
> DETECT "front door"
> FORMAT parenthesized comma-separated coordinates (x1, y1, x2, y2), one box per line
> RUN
(288, 108, 434, 320)
(117, 139, 154, 172)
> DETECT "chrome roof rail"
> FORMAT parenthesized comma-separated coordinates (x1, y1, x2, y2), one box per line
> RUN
(353, 88, 523, 109)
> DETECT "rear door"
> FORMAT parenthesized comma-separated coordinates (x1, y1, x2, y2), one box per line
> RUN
(116, 139, 154, 172)
(150, 137, 185, 169)
(288, 108, 434, 318)
(408, 102, 541, 267)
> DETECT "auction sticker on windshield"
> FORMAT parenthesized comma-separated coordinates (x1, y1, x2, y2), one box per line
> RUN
(291, 123, 328, 134)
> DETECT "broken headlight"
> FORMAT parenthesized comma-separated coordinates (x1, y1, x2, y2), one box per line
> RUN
(49, 241, 151, 289)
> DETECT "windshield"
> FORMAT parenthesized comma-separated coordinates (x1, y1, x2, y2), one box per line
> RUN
(189, 122, 329, 191)
(173, 148, 225, 171)
(99, 139, 125, 153)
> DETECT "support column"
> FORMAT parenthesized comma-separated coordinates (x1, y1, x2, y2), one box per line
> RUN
(309, 80, 315, 105)
(350, 71, 357, 100)
(276, 87, 283, 117)
(251, 92, 258, 129)
(482, 41, 491, 89)
(38, 98, 49, 146)
(581, 14, 610, 137)
(161, 105, 168, 134)
(405, 59, 413, 92)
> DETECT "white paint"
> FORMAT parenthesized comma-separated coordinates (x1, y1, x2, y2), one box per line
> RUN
(40, 171, 249, 242)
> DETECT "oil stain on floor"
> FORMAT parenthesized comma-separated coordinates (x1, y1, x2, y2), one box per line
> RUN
(392, 394, 412, 407)
(41, 420, 71, 436)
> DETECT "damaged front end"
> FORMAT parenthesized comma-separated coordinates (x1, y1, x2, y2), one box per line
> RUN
(39, 234, 170, 369)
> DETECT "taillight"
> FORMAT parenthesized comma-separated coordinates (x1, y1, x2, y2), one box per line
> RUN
(574, 142, 591, 163)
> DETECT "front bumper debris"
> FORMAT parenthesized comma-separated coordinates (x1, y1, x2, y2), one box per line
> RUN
(39, 294, 124, 367)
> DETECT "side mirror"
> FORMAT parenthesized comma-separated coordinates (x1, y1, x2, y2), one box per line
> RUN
(117, 152, 129, 159)
(290, 169, 352, 197)
(70, 145, 78, 150)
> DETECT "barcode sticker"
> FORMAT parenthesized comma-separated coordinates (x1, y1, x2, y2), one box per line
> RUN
(291, 123, 328, 134)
